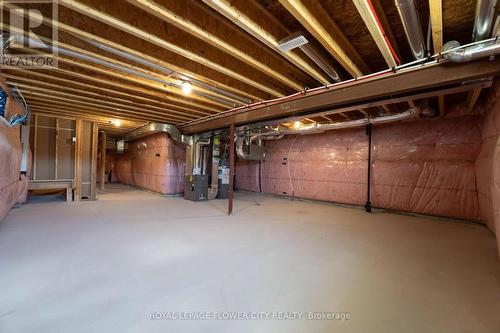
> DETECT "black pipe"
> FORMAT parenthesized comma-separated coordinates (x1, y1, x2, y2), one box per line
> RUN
(365, 123, 372, 213)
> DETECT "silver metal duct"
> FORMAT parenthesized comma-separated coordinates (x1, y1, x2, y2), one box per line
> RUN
(278, 34, 341, 82)
(473, 0, 498, 41)
(443, 38, 500, 62)
(241, 106, 423, 143)
(124, 123, 191, 145)
(395, 0, 426, 59)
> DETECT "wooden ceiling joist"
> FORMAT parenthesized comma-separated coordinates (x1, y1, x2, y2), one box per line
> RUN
(2, 2, 263, 103)
(58, 0, 285, 98)
(19, 89, 185, 124)
(50, 67, 223, 113)
(429, 0, 443, 54)
(352, 0, 399, 68)
(201, 0, 330, 85)
(25, 97, 167, 124)
(54, 40, 242, 107)
(8, 36, 231, 110)
(30, 108, 144, 132)
(466, 88, 482, 112)
(5, 74, 210, 118)
(278, 0, 369, 77)
(13, 83, 193, 122)
(126, 0, 304, 91)
(3, 69, 212, 116)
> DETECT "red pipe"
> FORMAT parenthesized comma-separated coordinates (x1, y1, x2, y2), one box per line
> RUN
(366, 0, 401, 65)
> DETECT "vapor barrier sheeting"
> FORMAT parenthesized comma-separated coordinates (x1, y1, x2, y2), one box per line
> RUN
(236, 115, 482, 221)
(475, 82, 500, 255)
(115, 133, 186, 195)
(0, 79, 30, 221)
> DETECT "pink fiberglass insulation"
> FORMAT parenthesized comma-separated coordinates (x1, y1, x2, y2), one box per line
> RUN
(476, 82, 500, 254)
(0, 76, 31, 221)
(236, 115, 482, 221)
(115, 133, 186, 195)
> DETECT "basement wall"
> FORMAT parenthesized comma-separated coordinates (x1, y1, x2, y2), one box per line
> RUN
(236, 115, 482, 221)
(114, 133, 186, 195)
(476, 82, 500, 254)
(0, 76, 30, 221)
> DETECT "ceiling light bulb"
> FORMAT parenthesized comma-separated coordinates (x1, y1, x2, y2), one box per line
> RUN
(111, 119, 121, 127)
(182, 81, 192, 95)
(293, 121, 302, 129)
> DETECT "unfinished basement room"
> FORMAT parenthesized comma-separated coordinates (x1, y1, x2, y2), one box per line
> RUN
(1, 0, 500, 332)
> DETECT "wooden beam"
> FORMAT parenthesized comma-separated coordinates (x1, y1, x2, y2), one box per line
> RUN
(438, 95, 445, 116)
(228, 123, 235, 215)
(30, 110, 140, 134)
(33, 114, 38, 180)
(278, 0, 369, 77)
(100, 131, 107, 191)
(90, 123, 99, 200)
(429, 0, 443, 54)
(202, 0, 330, 85)
(180, 59, 500, 133)
(352, 0, 399, 68)
(55, 119, 59, 179)
(466, 88, 482, 113)
(50, 67, 223, 113)
(4, 69, 219, 115)
(358, 109, 369, 116)
(27, 101, 148, 125)
(58, 0, 285, 97)
(370, 0, 402, 60)
(16, 86, 188, 123)
(381, 105, 392, 114)
(26, 98, 167, 124)
(127, 0, 304, 91)
(29, 104, 144, 128)
(6, 74, 205, 119)
(74, 119, 83, 202)
(3, 1, 270, 101)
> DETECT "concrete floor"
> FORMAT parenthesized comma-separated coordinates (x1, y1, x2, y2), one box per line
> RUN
(1, 184, 499, 333)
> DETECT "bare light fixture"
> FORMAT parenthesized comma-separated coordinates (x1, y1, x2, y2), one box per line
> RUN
(111, 119, 122, 127)
(182, 81, 192, 95)
(293, 121, 302, 129)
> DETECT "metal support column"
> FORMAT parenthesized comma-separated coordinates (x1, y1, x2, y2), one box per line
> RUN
(365, 123, 372, 213)
(228, 124, 235, 215)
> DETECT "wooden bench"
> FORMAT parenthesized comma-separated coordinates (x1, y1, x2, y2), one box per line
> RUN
(28, 180, 74, 202)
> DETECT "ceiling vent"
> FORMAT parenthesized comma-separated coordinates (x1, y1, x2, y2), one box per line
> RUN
(277, 34, 308, 52)
(278, 33, 341, 82)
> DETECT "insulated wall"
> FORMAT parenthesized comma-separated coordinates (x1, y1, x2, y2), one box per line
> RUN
(476, 83, 500, 254)
(115, 133, 186, 195)
(0, 77, 30, 221)
(236, 115, 482, 221)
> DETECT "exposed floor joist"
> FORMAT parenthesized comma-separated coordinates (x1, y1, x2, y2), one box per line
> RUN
(352, 0, 399, 68)
(58, 0, 286, 98)
(201, 0, 331, 85)
(127, 0, 304, 91)
(429, 0, 443, 54)
(278, 0, 370, 77)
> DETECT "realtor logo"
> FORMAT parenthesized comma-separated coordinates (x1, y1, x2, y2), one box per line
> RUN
(0, 0, 58, 68)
